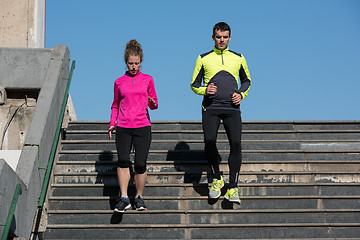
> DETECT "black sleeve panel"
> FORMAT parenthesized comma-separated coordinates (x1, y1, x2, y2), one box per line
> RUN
(239, 79, 251, 93)
(238, 65, 251, 93)
(191, 66, 204, 88)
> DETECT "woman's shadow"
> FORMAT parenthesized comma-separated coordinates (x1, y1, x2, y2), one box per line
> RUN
(96, 150, 126, 224)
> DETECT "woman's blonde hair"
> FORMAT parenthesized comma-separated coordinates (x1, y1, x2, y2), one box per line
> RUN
(124, 39, 143, 63)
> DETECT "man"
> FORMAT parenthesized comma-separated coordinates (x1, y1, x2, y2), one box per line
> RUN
(190, 22, 251, 203)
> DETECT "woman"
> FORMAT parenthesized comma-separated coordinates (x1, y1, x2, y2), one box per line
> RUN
(108, 39, 158, 212)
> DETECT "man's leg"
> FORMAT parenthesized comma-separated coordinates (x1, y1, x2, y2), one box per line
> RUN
(202, 109, 225, 199)
(222, 110, 242, 204)
(202, 109, 221, 179)
(222, 110, 242, 188)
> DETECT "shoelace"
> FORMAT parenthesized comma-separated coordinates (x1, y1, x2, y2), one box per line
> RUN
(121, 198, 129, 205)
(211, 179, 222, 190)
(228, 188, 238, 197)
(136, 197, 144, 206)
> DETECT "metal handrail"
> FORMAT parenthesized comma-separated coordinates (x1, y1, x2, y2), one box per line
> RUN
(38, 60, 75, 207)
(1, 184, 22, 240)
(1, 60, 75, 240)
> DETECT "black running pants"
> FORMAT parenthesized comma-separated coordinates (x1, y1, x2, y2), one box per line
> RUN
(202, 109, 242, 188)
(115, 126, 151, 174)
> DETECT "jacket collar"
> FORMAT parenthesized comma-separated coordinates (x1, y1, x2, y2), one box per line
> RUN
(213, 46, 229, 54)
(125, 71, 142, 77)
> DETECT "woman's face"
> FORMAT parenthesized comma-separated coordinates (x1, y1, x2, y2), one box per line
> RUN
(126, 55, 141, 75)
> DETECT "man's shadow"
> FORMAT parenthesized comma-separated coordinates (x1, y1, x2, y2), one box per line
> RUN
(166, 141, 207, 184)
(166, 141, 235, 209)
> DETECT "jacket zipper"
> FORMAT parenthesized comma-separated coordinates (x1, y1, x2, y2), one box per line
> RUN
(132, 77, 133, 86)
(221, 50, 224, 65)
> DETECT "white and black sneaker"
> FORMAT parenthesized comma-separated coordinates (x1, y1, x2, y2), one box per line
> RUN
(114, 197, 131, 213)
(134, 196, 147, 211)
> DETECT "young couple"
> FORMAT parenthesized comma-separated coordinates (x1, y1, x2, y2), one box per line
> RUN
(109, 22, 251, 212)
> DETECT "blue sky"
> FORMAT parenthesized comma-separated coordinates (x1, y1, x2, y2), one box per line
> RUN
(46, 0, 360, 121)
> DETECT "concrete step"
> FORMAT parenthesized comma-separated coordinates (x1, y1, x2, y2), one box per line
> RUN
(66, 121, 203, 131)
(44, 223, 360, 239)
(59, 149, 360, 162)
(66, 121, 360, 131)
(55, 160, 360, 174)
(45, 120, 360, 239)
(42, 238, 360, 240)
(64, 129, 360, 141)
(50, 183, 360, 197)
(53, 170, 360, 184)
(47, 209, 360, 225)
(48, 195, 360, 211)
(60, 139, 360, 151)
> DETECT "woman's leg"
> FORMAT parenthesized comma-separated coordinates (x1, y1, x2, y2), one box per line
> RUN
(115, 127, 133, 197)
(133, 126, 151, 197)
(117, 167, 131, 197)
(134, 172, 147, 197)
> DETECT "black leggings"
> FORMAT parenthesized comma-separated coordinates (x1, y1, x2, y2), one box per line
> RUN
(115, 126, 151, 174)
(202, 109, 242, 188)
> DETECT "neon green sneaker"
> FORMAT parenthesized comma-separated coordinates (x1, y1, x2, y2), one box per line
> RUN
(225, 187, 241, 204)
(209, 175, 224, 198)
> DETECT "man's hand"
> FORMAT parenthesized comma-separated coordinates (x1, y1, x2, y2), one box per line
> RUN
(206, 83, 217, 95)
(108, 126, 115, 140)
(232, 93, 242, 105)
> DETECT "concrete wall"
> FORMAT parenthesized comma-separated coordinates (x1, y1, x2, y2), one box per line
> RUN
(0, 47, 52, 155)
(0, 2, 74, 237)
(0, 159, 25, 238)
(0, 45, 71, 239)
(0, 0, 46, 48)
(0, 151, 21, 171)
(0, 48, 52, 88)
(0, 97, 37, 151)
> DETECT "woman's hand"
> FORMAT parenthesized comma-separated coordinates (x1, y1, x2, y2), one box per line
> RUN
(108, 126, 115, 139)
(149, 96, 157, 107)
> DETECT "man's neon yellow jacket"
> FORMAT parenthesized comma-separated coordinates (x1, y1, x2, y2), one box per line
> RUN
(190, 46, 251, 110)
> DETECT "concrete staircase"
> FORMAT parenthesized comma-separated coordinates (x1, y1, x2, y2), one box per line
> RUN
(44, 121, 360, 239)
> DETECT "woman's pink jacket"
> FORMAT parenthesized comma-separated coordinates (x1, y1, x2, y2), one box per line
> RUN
(109, 71, 158, 129)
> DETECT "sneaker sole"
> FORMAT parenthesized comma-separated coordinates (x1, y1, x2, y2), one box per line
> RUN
(209, 191, 221, 199)
(224, 195, 241, 204)
(114, 203, 131, 213)
(136, 206, 147, 211)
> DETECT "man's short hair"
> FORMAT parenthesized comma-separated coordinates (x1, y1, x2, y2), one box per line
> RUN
(213, 22, 231, 36)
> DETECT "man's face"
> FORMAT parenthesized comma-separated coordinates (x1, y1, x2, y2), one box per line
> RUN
(212, 30, 231, 50)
